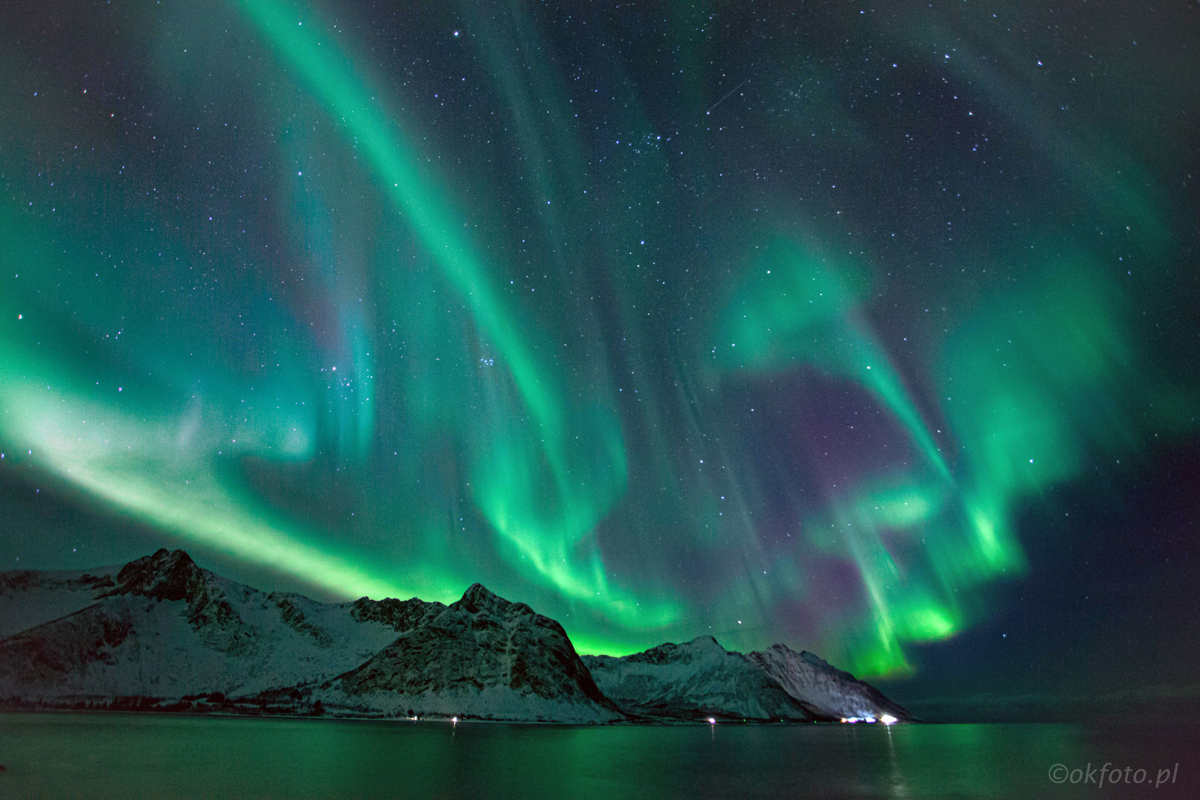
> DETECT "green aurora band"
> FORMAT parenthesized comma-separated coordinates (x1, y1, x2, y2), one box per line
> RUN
(1, 0, 1196, 673)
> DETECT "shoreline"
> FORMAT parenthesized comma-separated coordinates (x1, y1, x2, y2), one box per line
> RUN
(0, 704, 912, 726)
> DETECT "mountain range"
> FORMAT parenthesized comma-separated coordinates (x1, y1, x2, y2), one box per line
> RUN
(0, 549, 911, 723)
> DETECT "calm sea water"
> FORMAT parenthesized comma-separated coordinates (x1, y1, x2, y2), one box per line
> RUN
(0, 712, 1194, 799)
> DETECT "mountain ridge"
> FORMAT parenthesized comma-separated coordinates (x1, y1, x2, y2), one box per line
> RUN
(0, 550, 912, 724)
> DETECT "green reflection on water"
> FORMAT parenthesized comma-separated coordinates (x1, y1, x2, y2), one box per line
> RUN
(1, 713, 1181, 799)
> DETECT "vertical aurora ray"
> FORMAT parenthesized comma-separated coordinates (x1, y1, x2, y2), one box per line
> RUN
(230, 0, 680, 622)
(276, 138, 377, 463)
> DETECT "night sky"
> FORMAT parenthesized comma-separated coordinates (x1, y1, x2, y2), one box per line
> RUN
(2, 0, 1198, 720)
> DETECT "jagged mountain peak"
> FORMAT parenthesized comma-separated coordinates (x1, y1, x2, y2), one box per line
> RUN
(110, 548, 206, 602)
(455, 583, 534, 618)
(106, 550, 256, 654)
(459, 582, 496, 605)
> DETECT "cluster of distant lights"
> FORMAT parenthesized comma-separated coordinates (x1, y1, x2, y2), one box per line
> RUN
(840, 714, 898, 725)
(410, 714, 898, 726)
(703, 714, 898, 725)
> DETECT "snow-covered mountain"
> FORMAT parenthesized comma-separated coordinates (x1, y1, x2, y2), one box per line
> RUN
(312, 583, 623, 723)
(748, 644, 912, 722)
(583, 637, 816, 721)
(0, 550, 621, 722)
(0, 549, 435, 702)
(584, 638, 913, 723)
(0, 551, 912, 724)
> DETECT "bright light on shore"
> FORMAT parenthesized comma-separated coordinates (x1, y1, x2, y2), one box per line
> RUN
(881, 714, 898, 725)
(707, 717, 716, 725)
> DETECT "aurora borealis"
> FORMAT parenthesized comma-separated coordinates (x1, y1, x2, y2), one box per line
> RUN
(2, 0, 1198, 707)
